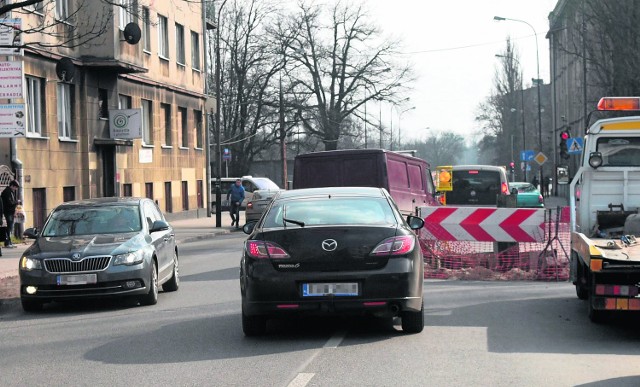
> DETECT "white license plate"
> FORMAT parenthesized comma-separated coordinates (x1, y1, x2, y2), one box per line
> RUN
(57, 274, 98, 286)
(302, 282, 359, 297)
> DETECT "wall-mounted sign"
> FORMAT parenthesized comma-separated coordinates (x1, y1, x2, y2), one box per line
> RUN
(139, 148, 153, 163)
(0, 103, 26, 137)
(0, 61, 23, 99)
(109, 108, 142, 139)
(0, 19, 22, 55)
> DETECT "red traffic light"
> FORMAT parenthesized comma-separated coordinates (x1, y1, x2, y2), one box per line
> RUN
(560, 130, 570, 140)
(509, 162, 515, 168)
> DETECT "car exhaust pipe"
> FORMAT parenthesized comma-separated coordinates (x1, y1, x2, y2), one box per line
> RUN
(389, 303, 400, 315)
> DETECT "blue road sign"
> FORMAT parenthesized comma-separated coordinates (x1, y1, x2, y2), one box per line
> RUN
(222, 148, 231, 161)
(567, 138, 583, 154)
(520, 150, 535, 161)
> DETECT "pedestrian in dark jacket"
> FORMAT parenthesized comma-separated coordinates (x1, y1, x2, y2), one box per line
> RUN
(1, 180, 19, 247)
(226, 179, 245, 228)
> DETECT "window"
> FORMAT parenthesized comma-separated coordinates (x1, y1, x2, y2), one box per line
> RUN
(98, 88, 108, 119)
(25, 76, 45, 136)
(145, 182, 153, 200)
(158, 14, 169, 58)
(141, 99, 153, 145)
(194, 110, 203, 148)
(123, 184, 132, 197)
(162, 103, 172, 146)
(118, 94, 132, 109)
(142, 7, 151, 52)
(175, 23, 185, 65)
(26, 1, 44, 13)
(182, 181, 188, 211)
(63, 186, 75, 202)
(119, 0, 139, 30)
(191, 31, 201, 70)
(56, 0, 69, 19)
(56, 83, 74, 139)
(165, 182, 173, 213)
(197, 180, 203, 208)
(179, 107, 188, 147)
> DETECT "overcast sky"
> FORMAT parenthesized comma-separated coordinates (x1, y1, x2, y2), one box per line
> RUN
(364, 0, 559, 143)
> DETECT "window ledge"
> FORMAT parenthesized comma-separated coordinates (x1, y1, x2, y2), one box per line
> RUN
(194, 147, 203, 151)
(159, 55, 170, 62)
(161, 145, 173, 149)
(142, 143, 155, 148)
(179, 146, 189, 150)
(177, 62, 186, 68)
(192, 67, 201, 73)
(26, 134, 49, 140)
(59, 138, 79, 143)
(143, 49, 152, 55)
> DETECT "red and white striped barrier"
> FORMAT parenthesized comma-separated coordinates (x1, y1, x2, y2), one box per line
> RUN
(419, 206, 545, 243)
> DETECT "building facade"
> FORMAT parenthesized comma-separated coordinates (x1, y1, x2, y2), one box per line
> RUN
(2, 0, 207, 228)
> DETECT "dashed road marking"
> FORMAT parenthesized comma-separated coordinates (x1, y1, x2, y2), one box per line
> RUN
(287, 373, 315, 387)
(323, 330, 347, 348)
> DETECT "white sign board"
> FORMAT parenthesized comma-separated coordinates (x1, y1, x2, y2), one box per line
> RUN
(139, 148, 153, 163)
(0, 19, 22, 55)
(109, 109, 142, 139)
(0, 103, 26, 137)
(0, 61, 23, 99)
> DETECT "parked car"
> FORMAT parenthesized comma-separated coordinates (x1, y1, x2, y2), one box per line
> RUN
(509, 182, 544, 208)
(245, 187, 283, 223)
(18, 197, 179, 311)
(436, 165, 511, 206)
(293, 149, 439, 216)
(211, 176, 279, 213)
(240, 187, 425, 336)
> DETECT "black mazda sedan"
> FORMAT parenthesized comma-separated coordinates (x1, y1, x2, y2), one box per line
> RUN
(240, 187, 425, 336)
(19, 198, 179, 311)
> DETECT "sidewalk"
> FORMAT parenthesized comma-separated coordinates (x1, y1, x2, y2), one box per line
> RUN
(0, 212, 242, 281)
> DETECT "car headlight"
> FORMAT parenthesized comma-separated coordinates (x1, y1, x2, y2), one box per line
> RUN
(20, 256, 42, 271)
(113, 250, 144, 266)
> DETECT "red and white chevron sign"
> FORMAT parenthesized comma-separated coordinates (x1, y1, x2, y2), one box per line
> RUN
(419, 207, 545, 242)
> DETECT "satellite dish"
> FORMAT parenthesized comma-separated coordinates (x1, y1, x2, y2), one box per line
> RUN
(55, 58, 75, 82)
(123, 23, 142, 45)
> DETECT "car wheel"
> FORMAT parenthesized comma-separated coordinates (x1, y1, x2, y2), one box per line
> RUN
(139, 261, 158, 306)
(163, 252, 179, 292)
(401, 301, 424, 334)
(21, 298, 43, 312)
(242, 307, 266, 336)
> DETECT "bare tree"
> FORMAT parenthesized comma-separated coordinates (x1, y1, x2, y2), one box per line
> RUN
(0, 0, 136, 49)
(475, 38, 523, 167)
(276, 1, 412, 151)
(404, 132, 468, 168)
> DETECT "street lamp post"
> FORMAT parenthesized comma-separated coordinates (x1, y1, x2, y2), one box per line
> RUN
(494, 16, 543, 184)
(390, 97, 410, 151)
(214, 0, 228, 227)
(398, 106, 416, 150)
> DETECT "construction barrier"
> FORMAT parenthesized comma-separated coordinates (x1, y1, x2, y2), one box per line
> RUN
(418, 206, 570, 281)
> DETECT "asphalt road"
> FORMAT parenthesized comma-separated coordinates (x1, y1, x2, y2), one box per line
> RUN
(1, 234, 639, 387)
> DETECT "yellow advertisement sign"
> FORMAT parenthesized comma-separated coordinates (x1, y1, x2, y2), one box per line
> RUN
(436, 166, 453, 191)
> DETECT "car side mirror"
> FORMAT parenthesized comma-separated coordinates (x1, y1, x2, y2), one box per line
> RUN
(150, 220, 170, 233)
(23, 227, 38, 239)
(406, 215, 425, 230)
(243, 221, 257, 234)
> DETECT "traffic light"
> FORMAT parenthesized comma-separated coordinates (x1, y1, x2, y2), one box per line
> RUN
(559, 128, 570, 160)
(509, 161, 515, 173)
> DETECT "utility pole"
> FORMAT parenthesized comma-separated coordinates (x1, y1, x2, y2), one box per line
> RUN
(279, 75, 287, 189)
(214, 0, 228, 227)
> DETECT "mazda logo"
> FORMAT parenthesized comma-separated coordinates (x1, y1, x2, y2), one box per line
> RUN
(321, 239, 337, 251)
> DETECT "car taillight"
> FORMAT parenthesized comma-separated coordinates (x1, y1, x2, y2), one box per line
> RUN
(501, 182, 509, 194)
(370, 235, 415, 256)
(246, 240, 290, 259)
(247, 202, 254, 209)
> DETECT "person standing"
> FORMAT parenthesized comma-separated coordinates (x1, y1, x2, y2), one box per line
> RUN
(226, 179, 245, 228)
(1, 180, 19, 248)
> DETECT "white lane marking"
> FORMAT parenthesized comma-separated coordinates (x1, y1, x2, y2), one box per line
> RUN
(287, 373, 315, 387)
(323, 329, 347, 348)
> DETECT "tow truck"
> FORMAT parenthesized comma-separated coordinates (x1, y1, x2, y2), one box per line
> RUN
(570, 97, 640, 322)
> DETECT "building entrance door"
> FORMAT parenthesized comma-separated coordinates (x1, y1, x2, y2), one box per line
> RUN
(102, 145, 116, 197)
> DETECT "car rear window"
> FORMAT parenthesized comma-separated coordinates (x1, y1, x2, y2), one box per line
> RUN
(42, 205, 142, 236)
(446, 170, 502, 205)
(262, 197, 397, 228)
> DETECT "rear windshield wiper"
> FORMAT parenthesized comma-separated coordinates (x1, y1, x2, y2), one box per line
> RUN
(283, 217, 305, 227)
